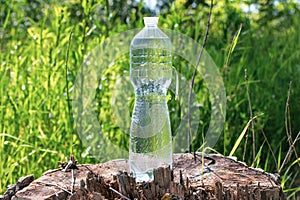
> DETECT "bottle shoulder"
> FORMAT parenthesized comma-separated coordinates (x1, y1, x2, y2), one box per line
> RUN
(131, 27, 171, 48)
(134, 27, 169, 38)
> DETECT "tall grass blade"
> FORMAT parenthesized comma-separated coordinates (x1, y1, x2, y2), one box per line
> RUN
(252, 141, 265, 168)
(229, 114, 261, 157)
(224, 24, 242, 68)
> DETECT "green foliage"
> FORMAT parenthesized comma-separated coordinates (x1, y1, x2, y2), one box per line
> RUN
(0, 0, 299, 197)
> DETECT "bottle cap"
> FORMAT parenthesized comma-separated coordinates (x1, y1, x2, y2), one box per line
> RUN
(144, 17, 158, 27)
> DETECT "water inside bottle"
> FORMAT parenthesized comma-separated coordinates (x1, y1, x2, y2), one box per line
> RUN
(129, 66, 172, 182)
(129, 143, 172, 182)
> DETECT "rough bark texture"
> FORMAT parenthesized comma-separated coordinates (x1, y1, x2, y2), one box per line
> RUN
(2, 153, 285, 200)
(0, 175, 34, 200)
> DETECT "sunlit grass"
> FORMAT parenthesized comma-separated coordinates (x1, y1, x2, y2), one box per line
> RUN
(0, 0, 299, 198)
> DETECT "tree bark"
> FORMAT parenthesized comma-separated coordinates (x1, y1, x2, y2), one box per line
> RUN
(5, 153, 285, 200)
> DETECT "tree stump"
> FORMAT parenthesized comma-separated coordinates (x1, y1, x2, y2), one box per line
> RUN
(3, 153, 285, 200)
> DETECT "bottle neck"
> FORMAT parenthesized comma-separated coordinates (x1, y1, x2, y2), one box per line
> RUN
(144, 17, 159, 28)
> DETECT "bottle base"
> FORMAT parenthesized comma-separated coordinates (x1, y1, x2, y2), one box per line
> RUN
(131, 170, 154, 182)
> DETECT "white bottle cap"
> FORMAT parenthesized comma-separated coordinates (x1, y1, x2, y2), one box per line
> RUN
(144, 17, 159, 27)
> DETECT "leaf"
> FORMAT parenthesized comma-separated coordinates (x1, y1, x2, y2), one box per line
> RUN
(291, 157, 300, 167)
(230, 23, 242, 54)
(229, 114, 262, 157)
(224, 23, 243, 68)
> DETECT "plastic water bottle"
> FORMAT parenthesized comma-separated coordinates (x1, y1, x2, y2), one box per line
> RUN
(129, 17, 172, 182)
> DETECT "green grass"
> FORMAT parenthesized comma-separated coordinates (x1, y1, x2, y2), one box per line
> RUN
(0, 0, 299, 197)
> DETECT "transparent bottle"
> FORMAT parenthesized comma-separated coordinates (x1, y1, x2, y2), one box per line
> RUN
(129, 17, 172, 182)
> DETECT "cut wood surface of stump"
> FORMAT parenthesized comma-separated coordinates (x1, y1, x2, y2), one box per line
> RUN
(3, 153, 285, 200)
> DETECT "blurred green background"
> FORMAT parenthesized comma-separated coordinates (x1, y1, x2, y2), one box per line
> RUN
(1, 0, 300, 197)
